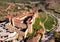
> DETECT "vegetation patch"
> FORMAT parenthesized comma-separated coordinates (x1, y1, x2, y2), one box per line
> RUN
(33, 18, 41, 30)
(44, 14, 55, 30)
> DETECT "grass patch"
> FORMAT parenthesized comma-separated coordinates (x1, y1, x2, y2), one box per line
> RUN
(44, 14, 55, 30)
(33, 18, 40, 30)
(33, 17, 43, 30)
(27, 13, 58, 37)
